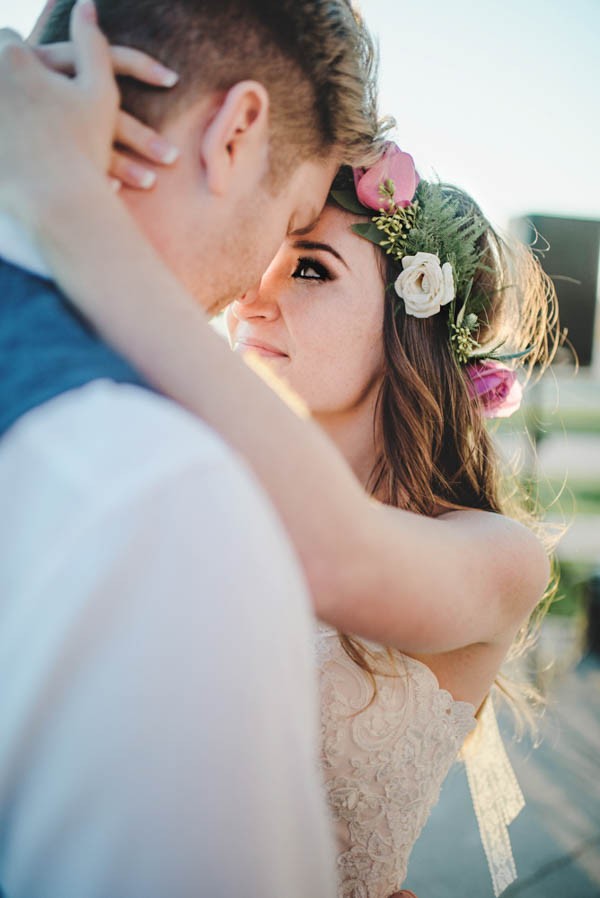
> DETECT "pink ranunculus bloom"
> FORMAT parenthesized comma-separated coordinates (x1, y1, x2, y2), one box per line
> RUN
(465, 360, 523, 419)
(353, 142, 419, 212)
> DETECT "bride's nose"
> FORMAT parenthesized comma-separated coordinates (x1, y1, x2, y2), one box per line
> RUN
(231, 283, 280, 322)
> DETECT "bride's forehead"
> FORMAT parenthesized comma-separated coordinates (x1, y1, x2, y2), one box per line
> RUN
(288, 204, 364, 247)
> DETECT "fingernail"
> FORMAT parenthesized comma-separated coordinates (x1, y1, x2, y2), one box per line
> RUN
(109, 178, 122, 193)
(76, 0, 97, 24)
(152, 64, 179, 87)
(149, 138, 180, 164)
(127, 163, 157, 189)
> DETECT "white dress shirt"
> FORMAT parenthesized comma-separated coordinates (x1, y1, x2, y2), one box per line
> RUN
(0, 226, 336, 898)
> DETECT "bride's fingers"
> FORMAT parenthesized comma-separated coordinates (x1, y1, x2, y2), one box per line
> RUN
(34, 42, 179, 87)
(116, 111, 180, 166)
(70, 0, 116, 103)
(109, 150, 157, 190)
(0, 29, 43, 79)
(27, 0, 58, 44)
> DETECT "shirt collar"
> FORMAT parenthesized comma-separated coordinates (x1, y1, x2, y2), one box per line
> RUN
(0, 213, 51, 280)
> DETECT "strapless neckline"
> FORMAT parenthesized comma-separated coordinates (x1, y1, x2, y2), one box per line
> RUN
(315, 622, 476, 716)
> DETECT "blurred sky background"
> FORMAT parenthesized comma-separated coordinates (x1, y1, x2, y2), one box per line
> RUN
(1, 0, 599, 232)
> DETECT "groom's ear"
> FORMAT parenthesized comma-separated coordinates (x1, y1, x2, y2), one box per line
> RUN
(200, 81, 271, 197)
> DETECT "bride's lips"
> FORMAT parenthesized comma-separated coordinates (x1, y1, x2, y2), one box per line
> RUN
(235, 338, 288, 359)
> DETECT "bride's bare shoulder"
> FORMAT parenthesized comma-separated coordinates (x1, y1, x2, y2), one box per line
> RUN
(438, 507, 550, 620)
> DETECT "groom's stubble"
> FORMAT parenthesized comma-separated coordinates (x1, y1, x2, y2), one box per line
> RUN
(119, 114, 339, 314)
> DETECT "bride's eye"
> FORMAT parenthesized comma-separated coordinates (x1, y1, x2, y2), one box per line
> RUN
(292, 257, 331, 282)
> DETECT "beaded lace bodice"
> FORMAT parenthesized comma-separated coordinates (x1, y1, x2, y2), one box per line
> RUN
(316, 624, 476, 898)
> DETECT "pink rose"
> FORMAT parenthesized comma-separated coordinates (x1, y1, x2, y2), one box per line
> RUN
(465, 360, 523, 419)
(353, 142, 419, 212)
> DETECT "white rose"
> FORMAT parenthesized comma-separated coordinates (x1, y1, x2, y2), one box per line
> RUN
(394, 251, 455, 319)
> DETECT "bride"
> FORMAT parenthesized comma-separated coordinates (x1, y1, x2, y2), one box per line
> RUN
(0, 9, 560, 898)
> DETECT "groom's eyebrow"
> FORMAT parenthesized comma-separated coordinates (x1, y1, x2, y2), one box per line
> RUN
(292, 240, 349, 269)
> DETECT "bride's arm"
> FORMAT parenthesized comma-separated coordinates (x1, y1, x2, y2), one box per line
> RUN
(0, 28, 549, 654)
(36, 178, 549, 653)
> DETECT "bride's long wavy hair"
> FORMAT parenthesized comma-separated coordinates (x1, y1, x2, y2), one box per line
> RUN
(337, 184, 562, 728)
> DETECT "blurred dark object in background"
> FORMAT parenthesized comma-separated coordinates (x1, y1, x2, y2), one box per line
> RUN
(585, 569, 600, 657)
(512, 215, 600, 367)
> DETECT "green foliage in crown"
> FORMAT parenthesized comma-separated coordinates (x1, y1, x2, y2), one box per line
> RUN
(331, 171, 511, 364)
(329, 146, 532, 416)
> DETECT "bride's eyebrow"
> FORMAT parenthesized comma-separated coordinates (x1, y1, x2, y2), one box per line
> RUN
(292, 240, 349, 270)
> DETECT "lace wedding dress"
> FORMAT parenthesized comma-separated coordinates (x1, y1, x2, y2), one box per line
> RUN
(316, 624, 524, 898)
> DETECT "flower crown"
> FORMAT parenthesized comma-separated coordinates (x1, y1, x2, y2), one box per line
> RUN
(330, 142, 528, 418)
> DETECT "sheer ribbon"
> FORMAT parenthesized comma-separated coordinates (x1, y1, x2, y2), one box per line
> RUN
(462, 696, 525, 896)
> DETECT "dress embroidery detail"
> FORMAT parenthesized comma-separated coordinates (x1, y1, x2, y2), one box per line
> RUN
(316, 625, 476, 898)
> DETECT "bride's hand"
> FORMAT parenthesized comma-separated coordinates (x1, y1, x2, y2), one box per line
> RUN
(0, 1, 119, 224)
(27, 0, 180, 190)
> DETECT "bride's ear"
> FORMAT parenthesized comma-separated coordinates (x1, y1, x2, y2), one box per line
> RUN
(200, 81, 271, 197)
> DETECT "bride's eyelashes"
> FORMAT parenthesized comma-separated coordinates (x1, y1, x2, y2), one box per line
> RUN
(291, 257, 333, 283)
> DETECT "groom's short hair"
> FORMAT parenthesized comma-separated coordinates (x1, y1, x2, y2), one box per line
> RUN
(41, 0, 383, 175)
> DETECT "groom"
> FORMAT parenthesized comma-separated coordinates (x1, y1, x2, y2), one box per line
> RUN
(0, 2, 380, 896)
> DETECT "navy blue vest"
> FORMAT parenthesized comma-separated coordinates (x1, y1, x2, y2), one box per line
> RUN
(0, 258, 152, 439)
(0, 260, 154, 898)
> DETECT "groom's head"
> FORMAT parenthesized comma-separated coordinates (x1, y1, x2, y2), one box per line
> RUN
(41, 0, 382, 311)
